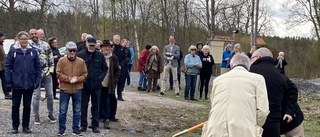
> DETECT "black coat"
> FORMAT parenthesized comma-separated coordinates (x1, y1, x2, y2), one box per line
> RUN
(77, 49, 108, 91)
(51, 47, 62, 71)
(275, 58, 287, 74)
(280, 74, 304, 134)
(250, 57, 287, 123)
(113, 44, 127, 67)
(199, 53, 214, 74)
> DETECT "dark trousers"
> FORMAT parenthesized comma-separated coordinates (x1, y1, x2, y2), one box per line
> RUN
(147, 78, 158, 91)
(109, 94, 117, 119)
(0, 70, 8, 95)
(117, 65, 128, 98)
(81, 88, 101, 128)
(262, 122, 280, 137)
(126, 64, 132, 85)
(52, 71, 58, 98)
(199, 73, 211, 99)
(12, 89, 33, 129)
(99, 87, 110, 120)
(169, 65, 181, 88)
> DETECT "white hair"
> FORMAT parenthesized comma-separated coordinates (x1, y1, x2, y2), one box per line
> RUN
(202, 45, 210, 52)
(230, 53, 251, 70)
(113, 35, 120, 39)
(188, 45, 197, 52)
(85, 34, 93, 40)
(252, 47, 273, 58)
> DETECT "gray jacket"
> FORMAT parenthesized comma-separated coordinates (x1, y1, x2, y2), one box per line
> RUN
(163, 44, 180, 67)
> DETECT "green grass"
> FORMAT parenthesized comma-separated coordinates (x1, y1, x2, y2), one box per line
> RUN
(132, 88, 320, 137)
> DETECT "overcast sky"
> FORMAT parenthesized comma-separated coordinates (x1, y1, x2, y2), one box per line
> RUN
(269, 0, 313, 38)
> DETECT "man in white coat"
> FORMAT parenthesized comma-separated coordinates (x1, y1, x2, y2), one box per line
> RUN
(201, 53, 269, 137)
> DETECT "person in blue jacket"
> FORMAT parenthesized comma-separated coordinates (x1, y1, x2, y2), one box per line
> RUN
(126, 40, 134, 85)
(220, 44, 232, 75)
(6, 31, 42, 134)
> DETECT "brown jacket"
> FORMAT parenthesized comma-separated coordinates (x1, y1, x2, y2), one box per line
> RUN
(0, 43, 6, 71)
(56, 56, 88, 94)
(102, 55, 120, 94)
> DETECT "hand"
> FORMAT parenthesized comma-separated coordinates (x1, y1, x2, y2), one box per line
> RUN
(165, 52, 171, 55)
(70, 76, 78, 84)
(226, 58, 229, 61)
(53, 55, 58, 58)
(283, 114, 293, 123)
(167, 57, 173, 61)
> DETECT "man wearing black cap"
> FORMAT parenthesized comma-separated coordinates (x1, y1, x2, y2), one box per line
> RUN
(77, 37, 108, 133)
(99, 40, 120, 129)
(0, 32, 11, 99)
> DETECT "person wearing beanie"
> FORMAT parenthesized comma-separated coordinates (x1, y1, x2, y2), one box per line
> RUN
(56, 41, 88, 136)
(137, 44, 152, 91)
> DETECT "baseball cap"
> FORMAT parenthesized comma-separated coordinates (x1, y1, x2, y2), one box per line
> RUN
(87, 38, 96, 46)
(66, 41, 77, 49)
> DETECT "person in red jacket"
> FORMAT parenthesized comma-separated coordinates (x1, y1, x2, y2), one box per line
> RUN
(137, 45, 151, 91)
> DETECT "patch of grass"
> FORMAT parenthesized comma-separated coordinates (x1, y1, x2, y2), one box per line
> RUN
(131, 87, 320, 137)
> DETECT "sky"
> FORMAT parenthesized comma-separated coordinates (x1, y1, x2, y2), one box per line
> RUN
(270, 0, 313, 38)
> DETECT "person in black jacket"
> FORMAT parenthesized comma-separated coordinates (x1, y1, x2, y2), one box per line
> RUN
(250, 47, 287, 137)
(280, 74, 304, 136)
(275, 51, 287, 74)
(48, 37, 62, 99)
(199, 45, 214, 100)
(112, 35, 127, 101)
(77, 38, 108, 133)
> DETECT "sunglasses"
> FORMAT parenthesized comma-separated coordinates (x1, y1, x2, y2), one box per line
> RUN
(30, 33, 37, 35)
(191, 49, 197, 51)
(68, 49, 77, 53)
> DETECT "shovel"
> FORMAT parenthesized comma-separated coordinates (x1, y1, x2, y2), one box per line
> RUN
(172, 121, 208, 137)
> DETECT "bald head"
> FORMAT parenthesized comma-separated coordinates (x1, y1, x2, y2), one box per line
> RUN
(252, 47, 273, 58)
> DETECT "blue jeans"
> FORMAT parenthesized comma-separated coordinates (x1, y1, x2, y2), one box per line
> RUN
(59, 90, 82, 133)
(33, 74, 54, 116)
(184, 74, 197, 99)
(138, 72, 147, 89)
(12, 89, 33, 129)
(0, 70, 8, 95)
(99, 87, 110, 120)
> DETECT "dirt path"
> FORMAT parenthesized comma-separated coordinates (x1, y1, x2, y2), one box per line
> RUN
(0, 89, 205, 137)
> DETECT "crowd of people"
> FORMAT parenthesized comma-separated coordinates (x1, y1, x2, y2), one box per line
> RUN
(0, 29, 303, 137)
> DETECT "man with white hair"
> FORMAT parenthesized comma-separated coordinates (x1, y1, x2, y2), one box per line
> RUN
(37, 29, 46, 41)
(201, 53, 269, 137)
(250, 47, 287, 137)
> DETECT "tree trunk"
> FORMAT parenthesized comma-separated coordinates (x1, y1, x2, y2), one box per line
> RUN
(251, 0, 255, 47)
(211, 0, 215, 38)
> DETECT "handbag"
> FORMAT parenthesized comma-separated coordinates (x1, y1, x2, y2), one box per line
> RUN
(181, 65, 188, 73)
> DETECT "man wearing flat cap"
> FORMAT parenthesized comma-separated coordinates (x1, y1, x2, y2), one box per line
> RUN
(77, 37, 108, 133)
(0, 32, 11, 99)
(56, 41, 88, 136)
(99, 40, 120, 129)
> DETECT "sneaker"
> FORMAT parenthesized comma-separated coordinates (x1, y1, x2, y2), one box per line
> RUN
(12, 128, 18, 134)
(190, 98, 198, 101)
(72, 131, 82, 136)
(159, 92, 164, 96)
(92, 127, 100, 133)
(117, 97, 124, 101)
(57, 131, 65, 136)
(104, 120, 110, 129)
(22, 127, 32, 133)
(176, 93, 180, 97)
(137, 86, 142, 91)
(47, 115, 56, 123)
(79, 127, 87, 132)
(5, 94, 12, 99)
(34, 116, 41, 125)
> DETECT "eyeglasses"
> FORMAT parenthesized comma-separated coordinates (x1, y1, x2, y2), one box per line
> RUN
(251, 56, 258, 59)
(19, 38, 29, 41)
(191, 49, 197, 51)
(30, 33, 37, 35)
(68, 49, 77, 53)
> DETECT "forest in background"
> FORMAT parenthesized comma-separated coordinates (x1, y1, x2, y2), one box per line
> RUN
(0, 0, 319, 79)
